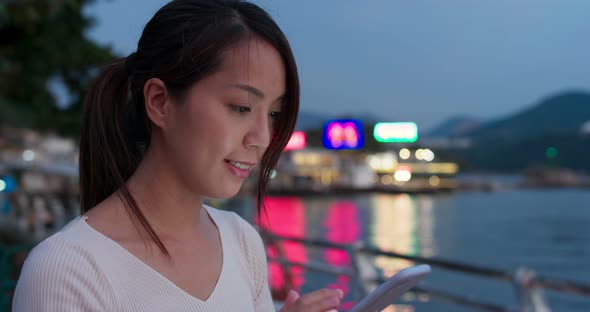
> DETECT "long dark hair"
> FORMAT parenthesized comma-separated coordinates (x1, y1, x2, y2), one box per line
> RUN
(79, 0, 299, 255)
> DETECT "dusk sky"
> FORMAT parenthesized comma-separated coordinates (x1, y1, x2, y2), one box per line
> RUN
(85, 0, 590, 130)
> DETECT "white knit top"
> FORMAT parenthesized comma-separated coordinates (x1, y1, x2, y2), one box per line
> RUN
(13, 205, 275, 311)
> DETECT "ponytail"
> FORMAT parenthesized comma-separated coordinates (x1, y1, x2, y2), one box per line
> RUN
(79, 58, 169, 256)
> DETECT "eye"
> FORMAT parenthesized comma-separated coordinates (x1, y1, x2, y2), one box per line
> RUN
(230, 105, 251, 114)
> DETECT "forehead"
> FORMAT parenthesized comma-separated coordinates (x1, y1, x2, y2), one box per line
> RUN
(213, 37, 286, 96)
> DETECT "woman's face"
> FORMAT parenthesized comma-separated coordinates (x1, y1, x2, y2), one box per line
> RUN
(163, 37, 286, 198)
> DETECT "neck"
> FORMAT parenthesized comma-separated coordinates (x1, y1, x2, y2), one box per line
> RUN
(125, 146, 205, 241)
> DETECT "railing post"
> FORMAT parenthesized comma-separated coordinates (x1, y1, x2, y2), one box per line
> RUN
(513, 267, 551, 312)
(346, 241, 367, 302)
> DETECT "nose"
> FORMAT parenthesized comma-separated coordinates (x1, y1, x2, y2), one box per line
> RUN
(243, 113, 271, 151)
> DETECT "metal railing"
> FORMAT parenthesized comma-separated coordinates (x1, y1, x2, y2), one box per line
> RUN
(262, 231, 590, 312)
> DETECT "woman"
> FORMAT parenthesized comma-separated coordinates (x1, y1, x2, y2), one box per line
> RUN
(13, 1, 343, 311)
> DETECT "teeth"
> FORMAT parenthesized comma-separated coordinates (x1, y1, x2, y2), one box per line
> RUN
(230, 161, 250, 170)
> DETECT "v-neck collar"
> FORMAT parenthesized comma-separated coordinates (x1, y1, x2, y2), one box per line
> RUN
(79, 205, 226, 303)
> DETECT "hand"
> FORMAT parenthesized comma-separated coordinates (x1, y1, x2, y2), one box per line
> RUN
(279, 288, 343, 312)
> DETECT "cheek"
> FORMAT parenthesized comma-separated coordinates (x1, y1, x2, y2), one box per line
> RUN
(171, 103, 245, 161)
(185, 115, 236, 158)
(164, 113, 206, 161)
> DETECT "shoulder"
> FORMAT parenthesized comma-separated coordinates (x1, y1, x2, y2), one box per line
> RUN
(205, 205, 264, 250)
(13, 218, 114, 311)
(19, 218, 101, 277)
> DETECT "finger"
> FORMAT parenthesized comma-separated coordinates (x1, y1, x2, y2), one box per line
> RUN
(280, 290, 301, 312)
(298, 296, 341, 312)
(296, 288, 343, 311)
(302, 288, 343, 302)
(285, 290, 300, 305)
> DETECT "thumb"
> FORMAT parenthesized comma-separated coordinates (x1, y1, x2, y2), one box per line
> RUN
(284, 290, 300, 305)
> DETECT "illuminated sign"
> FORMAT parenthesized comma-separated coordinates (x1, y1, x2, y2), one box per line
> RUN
(323, 119, 364, 150)
(284, 131, 306, 151)
(374, 122, 418, 143)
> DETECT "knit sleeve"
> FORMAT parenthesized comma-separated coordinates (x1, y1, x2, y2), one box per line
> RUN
(231, 212, 275, 312)
(12, 235, 115, 312)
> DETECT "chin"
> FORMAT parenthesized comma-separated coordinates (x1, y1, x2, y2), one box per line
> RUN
(208, 185, 242, 199)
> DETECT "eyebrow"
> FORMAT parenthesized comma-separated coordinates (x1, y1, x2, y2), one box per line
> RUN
(229, 84, 286, 102)
(229, 84, 264, 99)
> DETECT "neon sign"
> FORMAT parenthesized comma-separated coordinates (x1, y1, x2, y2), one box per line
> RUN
(323, 119, 364, 150)
(373, 122, 418, 143)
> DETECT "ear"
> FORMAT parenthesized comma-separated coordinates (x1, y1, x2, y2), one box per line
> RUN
(143, 78, 172, 129)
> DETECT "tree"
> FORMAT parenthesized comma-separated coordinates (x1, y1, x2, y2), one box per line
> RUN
(0, 0, 116, 137)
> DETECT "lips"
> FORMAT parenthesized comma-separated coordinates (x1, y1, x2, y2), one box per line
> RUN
(224, 159, 255, 179)
(225, 159, 255, 168)
(226, 160, 253, 169)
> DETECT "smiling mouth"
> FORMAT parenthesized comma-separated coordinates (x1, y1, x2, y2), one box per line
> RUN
(224, 159, 255, 170)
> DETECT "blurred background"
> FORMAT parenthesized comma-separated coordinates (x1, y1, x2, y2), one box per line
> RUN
(1, 1, 590, 311)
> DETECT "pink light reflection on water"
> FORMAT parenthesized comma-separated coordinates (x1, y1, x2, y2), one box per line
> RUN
(258, 197, 308, 294)
(324, 200, 362, 310)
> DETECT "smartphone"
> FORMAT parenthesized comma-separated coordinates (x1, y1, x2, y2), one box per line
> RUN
(349, 264, 431, 312)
